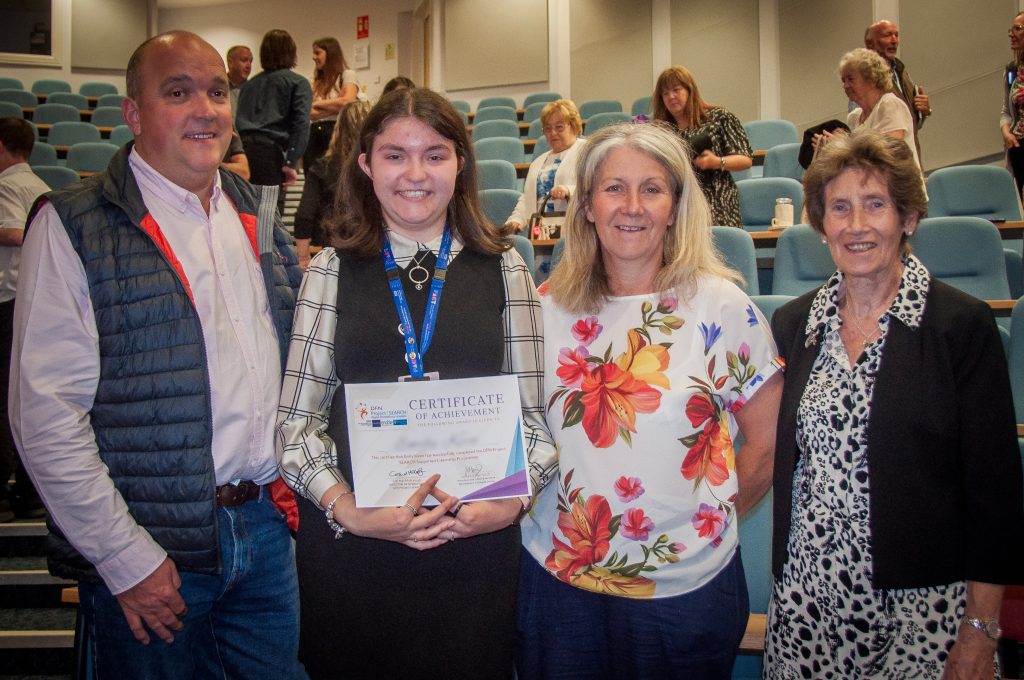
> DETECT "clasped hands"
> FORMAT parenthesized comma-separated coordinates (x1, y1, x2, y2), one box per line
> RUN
(330, 474, 523, 551)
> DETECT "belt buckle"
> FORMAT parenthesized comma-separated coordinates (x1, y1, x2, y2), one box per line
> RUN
(217, 481, 256, 506)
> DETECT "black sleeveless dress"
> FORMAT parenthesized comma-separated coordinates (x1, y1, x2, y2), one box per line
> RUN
(294, 246, 520, 680)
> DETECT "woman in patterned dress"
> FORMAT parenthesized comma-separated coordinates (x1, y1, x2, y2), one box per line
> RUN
(517, 121, 783, 679)
(764, 130, 1024, 679)
(651, 66, 752, 228)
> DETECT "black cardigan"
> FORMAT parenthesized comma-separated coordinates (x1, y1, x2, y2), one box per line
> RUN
(770, 278, 1024, 589)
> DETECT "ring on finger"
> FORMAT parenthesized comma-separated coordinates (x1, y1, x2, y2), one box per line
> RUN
(448, 530, 456, 542)
(449, 502, 464, 517)
(402, 503, 417, 515)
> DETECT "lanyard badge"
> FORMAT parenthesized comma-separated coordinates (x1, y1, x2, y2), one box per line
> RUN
(381, 228, 452, 381)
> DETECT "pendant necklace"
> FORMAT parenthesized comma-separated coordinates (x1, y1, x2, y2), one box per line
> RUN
(407, 247, 432, 291)
(844, 282, 898, 346)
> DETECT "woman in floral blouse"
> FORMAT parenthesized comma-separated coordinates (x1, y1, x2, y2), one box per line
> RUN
(517, 121, 783, 678)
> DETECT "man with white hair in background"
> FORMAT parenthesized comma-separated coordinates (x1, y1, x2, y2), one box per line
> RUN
(865, 19, 931, 159)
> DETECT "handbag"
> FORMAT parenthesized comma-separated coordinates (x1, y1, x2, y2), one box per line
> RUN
(527, 191, 564, 240)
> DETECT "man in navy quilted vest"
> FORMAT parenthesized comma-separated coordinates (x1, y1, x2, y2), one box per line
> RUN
(10, 31, 304, 679)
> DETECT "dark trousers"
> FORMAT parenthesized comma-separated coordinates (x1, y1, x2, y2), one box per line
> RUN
(240, 133, 287, 214)
(0, 299, 31, 498)
(1010, 145, 1024, 199)
(302, 120, 334, 175)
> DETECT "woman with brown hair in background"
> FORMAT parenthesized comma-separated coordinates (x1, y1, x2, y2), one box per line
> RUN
(304, 37, 360, 171)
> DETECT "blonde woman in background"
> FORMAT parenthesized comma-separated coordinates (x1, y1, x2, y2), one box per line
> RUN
(506, 99, 587, 231)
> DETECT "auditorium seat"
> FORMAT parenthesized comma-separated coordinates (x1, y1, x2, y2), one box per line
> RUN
(743, 119, 797, 152)
(471, 119, 520, 142)
(31, 79, 72, 95)
(473, 106, 518, 124)
(523, 92, 560, 108)
(771, 224, 835, 296)
(736, 177, 803, 232)
(712, 226, 759, 295)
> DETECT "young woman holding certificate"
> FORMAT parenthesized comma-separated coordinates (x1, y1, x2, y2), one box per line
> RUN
(277, 87, 556, 680)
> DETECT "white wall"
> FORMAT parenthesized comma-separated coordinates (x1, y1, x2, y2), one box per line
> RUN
(1, 0, 1018, 170)
(158, 0, 419, 102)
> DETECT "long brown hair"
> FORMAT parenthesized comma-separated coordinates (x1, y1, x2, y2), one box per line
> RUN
(651, 66, 714, 129)
(312, 37, 347, 99)
(327, 88, 506, 257)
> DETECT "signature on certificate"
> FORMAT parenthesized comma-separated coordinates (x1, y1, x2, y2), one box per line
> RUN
(463, 463, 484, 478)
(388, 467, 426, 479)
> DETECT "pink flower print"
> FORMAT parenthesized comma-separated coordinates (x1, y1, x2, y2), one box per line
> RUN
(620, 507, 654, 541)
(691, 503, 727, 547)
(556, 346, 591, 388)
(658, 295, 678, 313)
(571, 316, 603, 346)
(613, 476, 645, 503)
(737, 342, 750, 363)
(664, 541, 687, 563)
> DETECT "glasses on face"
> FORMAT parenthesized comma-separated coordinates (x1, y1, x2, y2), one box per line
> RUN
(542, 123, 566, 135)
(1011, 24, 1024, 34)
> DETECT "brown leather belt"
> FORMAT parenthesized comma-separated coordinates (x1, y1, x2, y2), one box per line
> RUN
(215, 481, 261, 507)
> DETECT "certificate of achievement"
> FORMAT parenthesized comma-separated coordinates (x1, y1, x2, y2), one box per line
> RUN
(344, 375, 531, 508)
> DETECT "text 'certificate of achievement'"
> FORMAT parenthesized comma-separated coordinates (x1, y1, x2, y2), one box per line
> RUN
(344, 374, 531, 508)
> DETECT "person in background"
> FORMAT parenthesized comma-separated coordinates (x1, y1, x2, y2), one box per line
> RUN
(517, 122, 782, 678)
(865, 20, 930, 160)
(764, 130, 1023, 679)
(293, 99, 370, 269)
(304, 37, 359, 172)
(381, 75, 415, 97)
(278, 87, 556, 680)
(652, 66, 753, 227)
(505, 99, 586, 232)
(225, 44, 253, 123)
(0, 117, 49, 523)
(236, 29, 311, 211)
(11, 32, 304, 678)
(221, 131, 250, 180)
(1001, 10, 1024, 197)
(838, 48, 922, 172)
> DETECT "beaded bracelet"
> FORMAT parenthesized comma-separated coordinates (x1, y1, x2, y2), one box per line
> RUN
(324, 490, 354, 540)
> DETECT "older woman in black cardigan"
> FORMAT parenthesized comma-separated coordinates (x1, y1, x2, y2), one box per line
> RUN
(763, 130, 1023, 679)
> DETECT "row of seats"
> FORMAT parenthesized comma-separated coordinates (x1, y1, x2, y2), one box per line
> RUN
(0, 98, 127, 128)
(0, 77, 120, 100)
(31, 140, 120, 175)
(536, 219, 1017, 303)
(452, 93, 654, 121)
(27, 121, 133, 149)
(0, 90, 126, 114)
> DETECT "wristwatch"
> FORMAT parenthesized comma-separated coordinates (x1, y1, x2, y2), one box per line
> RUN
(961, 616, 1002, 641)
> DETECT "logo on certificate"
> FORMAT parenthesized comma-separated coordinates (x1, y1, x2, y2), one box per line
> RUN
(353, 400, 409, 430)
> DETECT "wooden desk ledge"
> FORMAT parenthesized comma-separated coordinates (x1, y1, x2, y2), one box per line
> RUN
(986, 299, 1016, 317)
(62, 585, 79, 604)
(740, 612, 767, 653)
(1017, 423, 1024, 438)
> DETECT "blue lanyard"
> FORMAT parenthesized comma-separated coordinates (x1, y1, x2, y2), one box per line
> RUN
(381, 229, 452, 378)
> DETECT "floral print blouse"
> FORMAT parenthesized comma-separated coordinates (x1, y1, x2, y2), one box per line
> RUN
(520, 277, 783, 599)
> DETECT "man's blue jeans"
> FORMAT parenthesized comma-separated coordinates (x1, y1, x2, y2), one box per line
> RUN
(79, 490, 304, 679)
